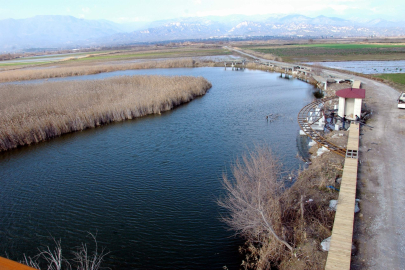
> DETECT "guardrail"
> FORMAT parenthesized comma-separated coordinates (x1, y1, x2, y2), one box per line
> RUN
(0, 257, 38, 270)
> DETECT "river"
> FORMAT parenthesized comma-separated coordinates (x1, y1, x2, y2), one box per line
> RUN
(0, 67, 315, 269)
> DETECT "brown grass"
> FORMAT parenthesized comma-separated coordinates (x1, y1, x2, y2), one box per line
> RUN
(0, 58, 197, 83)
(220, 146, 344, 269)
(0, 75, 211, 152)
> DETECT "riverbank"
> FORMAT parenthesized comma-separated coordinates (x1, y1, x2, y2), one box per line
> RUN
(285, 67, 405, 269)
(217, 45, 400, 269)
(2, 43, 403, 269)
(1, 68, 313, 269)
(0, 75, 211, 152)
(220, 133, 346, 269)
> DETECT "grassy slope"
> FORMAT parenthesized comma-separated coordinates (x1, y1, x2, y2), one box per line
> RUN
(373, 73, 405, 92)
(0, 61, 52, 67)
(374, 73, 405, 85)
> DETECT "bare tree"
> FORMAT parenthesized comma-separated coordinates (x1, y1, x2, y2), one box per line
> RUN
(21, 233, 108, 270)
(72, 233, 109, 270)
(218, 148, 293, 253)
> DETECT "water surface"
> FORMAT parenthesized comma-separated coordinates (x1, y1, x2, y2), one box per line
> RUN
(305, 60, 405, 74)
(0, 68, 315, 269)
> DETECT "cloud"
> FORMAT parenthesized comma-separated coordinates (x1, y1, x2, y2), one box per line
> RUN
(330, 5, 349, 13)
(194, 0, 202, 4)
(188, 0, 379, 18)
(82, 7, 90, 13)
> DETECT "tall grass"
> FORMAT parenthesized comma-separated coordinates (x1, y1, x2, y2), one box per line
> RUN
(0, 75, 211, 152)
(0, 58, 196, 83)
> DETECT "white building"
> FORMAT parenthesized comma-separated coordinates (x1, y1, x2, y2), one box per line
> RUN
(336, 88, 365, 120)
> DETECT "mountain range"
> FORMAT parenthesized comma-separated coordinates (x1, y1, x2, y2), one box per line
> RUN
(1, 14, 404, 52)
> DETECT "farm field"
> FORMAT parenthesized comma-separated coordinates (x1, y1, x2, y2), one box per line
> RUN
(374, 73, 405, 86)
(242, 43, 405, 62)
(76, 48, 230, 62)
(0, 46, 231, 69)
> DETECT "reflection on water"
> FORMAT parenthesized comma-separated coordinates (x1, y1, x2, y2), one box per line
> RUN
(0, 68, 315, 269)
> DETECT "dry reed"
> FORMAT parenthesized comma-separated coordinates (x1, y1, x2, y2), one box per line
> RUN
(220, 147, 343, 269)
(0, 75, 211, 152)
(0, 58, 196, 83)
(22, 233, 108, 270)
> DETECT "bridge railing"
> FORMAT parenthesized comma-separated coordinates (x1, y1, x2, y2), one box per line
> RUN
(0, 257, 38, 270)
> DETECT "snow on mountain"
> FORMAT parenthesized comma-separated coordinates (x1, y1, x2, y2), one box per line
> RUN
(1, 14, 405, 52)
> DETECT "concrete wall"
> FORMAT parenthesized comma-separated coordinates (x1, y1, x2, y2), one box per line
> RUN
(338, 97, 346, 117)
(353, 98, 362, 119)
(345, 98, 355, 119)
(338, 97, 363, 119)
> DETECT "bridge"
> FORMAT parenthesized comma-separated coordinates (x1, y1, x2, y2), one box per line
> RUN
(224, 46, 361, 89)
(325, 123, 360, 269)
(223, 59, 246, 70)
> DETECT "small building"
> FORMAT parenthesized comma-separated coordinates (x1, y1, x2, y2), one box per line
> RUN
(336, 88, 366, 120)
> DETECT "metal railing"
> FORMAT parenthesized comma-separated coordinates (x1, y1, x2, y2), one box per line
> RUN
(0, 256, 38, 270)
(297, 97, 346, 157)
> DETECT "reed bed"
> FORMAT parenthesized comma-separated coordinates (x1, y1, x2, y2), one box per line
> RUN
(0, 58, 196, 83)
(0, 75, 212, 152)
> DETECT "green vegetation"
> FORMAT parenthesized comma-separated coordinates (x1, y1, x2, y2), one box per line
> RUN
(0, 61, 52, 67)
(298, 44, 405, 49)
(0, 47, 229, 69)
(75, 48, 230, 62)
(242, 43, 405, 62)
(0, 75, 211, 152)
(374, 73, 405, 85)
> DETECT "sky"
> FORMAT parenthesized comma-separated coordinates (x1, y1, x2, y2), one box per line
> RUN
(0, 0, 403, 22)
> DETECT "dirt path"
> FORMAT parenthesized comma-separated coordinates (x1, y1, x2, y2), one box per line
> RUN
(343, 76, 405, 269)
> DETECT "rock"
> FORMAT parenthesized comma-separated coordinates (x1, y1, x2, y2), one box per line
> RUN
(321, 237, 331, 251)
(317, 146, 330, 156)
(329, 200, 338, 211)
(308, 140, 316, 147)
(352, 244, 357, 255)
(336, 177, 342, 184)
(355, 199, 361, 213)
(329, 199, 360, 213)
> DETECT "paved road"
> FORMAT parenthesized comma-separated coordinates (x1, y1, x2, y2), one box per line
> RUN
(224, 46, 294, 67)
